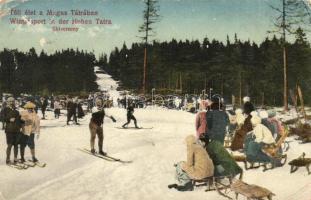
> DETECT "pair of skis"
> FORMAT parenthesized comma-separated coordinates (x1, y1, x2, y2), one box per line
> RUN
(78, 148, 132, 164)
(115, 127, 153, 130)
(7, 160, 46, 170)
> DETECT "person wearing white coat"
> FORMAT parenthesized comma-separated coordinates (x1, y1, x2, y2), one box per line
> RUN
(20, 102, 40, 163)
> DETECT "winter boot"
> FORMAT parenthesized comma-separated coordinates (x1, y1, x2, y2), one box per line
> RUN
(168, 184, 178, 189)
(91, 149, 96, 154)
(6, 159, 10, 165)
(175, 182, 194, 192)
(98, 151, 107, 156)
(30, 149, 38, 162)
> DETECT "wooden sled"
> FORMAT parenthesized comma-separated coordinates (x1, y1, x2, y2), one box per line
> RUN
(288, 152, 311, 175)
(192, 172, 243, 200)
(230, 180, 275, 200)
(232, 153, 287, 172)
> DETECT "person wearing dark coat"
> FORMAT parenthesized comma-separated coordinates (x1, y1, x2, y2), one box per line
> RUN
(89, 100, 116, 155)
(40, 97, 48, 119)
(66, 99, 78, 125)
(0, 101, 7, 130)
(122, 103, 139, 128)
(205, 98, 229, 145)
(242, 96, 255, 115)
(77, 102, 85, 119)
(3, 97, 23, 164)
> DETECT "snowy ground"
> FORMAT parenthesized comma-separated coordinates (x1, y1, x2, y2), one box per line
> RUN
(0, 70, 310, 200)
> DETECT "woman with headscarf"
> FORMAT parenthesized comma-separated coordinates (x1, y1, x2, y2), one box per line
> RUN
(168, 135, 214, 191)
(244, 114, 276, 164)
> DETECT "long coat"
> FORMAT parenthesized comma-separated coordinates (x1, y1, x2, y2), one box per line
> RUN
(230, 115, 253, 151)
(181, 143, 214, 180)
(206, 110, 229, 144)
(207, 140, 242, 177)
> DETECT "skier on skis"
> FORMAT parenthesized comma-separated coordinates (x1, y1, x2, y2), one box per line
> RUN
(122, 102, 139, 128)
(89, 98, 116, 155)
(2, 97, 23, 164)
(20, 102, 40, 163)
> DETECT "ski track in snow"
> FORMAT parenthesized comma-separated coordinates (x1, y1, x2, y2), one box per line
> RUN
(0, 67, 310, 200)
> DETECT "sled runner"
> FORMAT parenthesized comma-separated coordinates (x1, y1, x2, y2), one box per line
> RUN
(78, 148, 133, 164)
(191, 173, 243, 200)
(288, 153, 311, 175)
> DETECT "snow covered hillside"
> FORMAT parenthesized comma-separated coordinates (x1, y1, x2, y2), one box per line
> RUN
(0, 70, 310, 200)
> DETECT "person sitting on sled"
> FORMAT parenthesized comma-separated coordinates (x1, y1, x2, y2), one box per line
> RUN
(168, 135, 214, 191)
(244, 114, 278, 165)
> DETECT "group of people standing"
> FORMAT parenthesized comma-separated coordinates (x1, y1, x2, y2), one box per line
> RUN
(1, 97, 40, 165)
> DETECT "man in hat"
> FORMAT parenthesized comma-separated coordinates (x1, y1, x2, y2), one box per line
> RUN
(2, 97, 23, 164)
(89, 98, 116, 155)
(20, 101, 40, 163)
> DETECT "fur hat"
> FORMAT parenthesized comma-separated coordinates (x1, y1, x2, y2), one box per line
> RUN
(259, 110, 269, 119)
(24, 101, 36, 109)
(185, 135, 196, 145)
(243, 96, 250, 103)
(251, 115, 262, 126)
(7, 97, 15, 102)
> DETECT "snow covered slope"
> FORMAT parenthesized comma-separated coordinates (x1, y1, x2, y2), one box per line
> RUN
(0, 70, 310, 200)
(94, 66, 120, 106)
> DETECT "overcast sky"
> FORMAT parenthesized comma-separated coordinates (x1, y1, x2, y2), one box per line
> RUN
(0, 0, 310, 57)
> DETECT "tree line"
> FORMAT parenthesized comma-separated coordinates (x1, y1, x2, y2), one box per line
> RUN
(0, 48, 98, 96)
(100, 29, 311, 106)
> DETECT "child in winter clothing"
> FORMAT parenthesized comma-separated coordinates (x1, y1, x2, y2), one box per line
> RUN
(20, 101, 40, 162)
